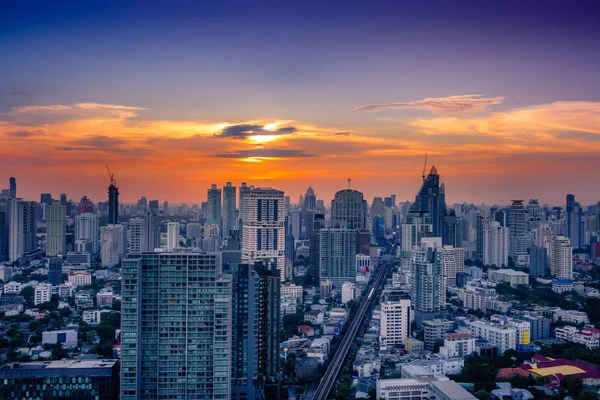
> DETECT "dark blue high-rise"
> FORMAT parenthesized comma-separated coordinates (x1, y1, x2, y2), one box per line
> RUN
(410, 166, 446, 237)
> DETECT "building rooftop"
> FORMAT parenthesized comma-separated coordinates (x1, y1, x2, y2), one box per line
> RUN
(428, 380, 477, 399)
(0, 359, 118, 377)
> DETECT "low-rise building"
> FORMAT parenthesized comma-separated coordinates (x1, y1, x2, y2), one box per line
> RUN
(489, 269, 529, 287)
(439, 333, 476, 358)
(34, 283, 52, 305)
(422, 319, 454, 351)
(41, 329, 78, 347)
(305, 309, 324, 325)
(552, 279, 574, 293)
(341, 281, 357, 304)
(296, 357, 320, 381)
(96, 288, 116, 308)
(469, 320, 516, 355)
(68, 271, 92, 288)
(281, 283, 303, 304)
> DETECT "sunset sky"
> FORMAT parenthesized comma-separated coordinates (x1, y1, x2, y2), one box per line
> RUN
(2, 1, 600, 206)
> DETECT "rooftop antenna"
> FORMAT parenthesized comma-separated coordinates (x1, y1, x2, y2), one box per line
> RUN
(347, 178, 351, 189)
(422, 153, 428, 182)
(105, 164, 116, 186)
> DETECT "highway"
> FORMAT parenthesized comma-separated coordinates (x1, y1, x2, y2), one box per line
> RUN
(310, 244, 397, 400)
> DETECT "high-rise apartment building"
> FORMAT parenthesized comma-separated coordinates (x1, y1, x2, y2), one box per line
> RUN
(75, 213, 99, 254)
(128, 218, 144, 253)
(8, 199, 37, 261)
(400, 213, 432, 270)
(0, 199, 8, 262)
(241, 188, 286, 280)
(100, 224, 126, 267)
(142, 210, 159, 252)
(551, 235, 572, 279)
(207, 184, 222, 231)
(412, 237, 446, 325)
(442, 246, 465, 287)
(223, 182, 237, 239)
(380, 298, 411, 349)
(330, 189, 367, 230)
(319, 228, 357, 289)
(46, 202, 66, 257)
(239, 182, 250, 220)
(121, 252, 232, 400)
(166, 221, 180, 251)
(508, 200, 528, 259)
(483, 221, 509, 267)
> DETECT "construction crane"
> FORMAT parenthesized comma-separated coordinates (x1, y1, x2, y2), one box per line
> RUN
(105, 164, 115, 186)
(421, 153, 428, 181)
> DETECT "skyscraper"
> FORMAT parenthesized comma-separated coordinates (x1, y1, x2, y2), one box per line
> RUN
(551, 235, 572, 279)
(223, 182, 237, 239)
(46, 202, 66, 257)
(9, 177, 16, 199)
(7, 199, 37, 261)
(330, 189, 367, 230)
(75, 213, 100, 254)
(241, 188, 286, 280)
(566, 194, 583, 249)
(483, 221, 509, 267)
(166, 221, 179, 251)
(207, 184, 222, 232)
(319, 228, 357, 289)
(400, 212, 432, 270)
(121, 252, 232, 400)
(108, 179, 119, 225)
(239, 182, 250, 219)
(596, 201, 600, 232)
(0, 199, 8, 262)
(410, 166, 446, 237)
(442, 245, 465, 287)
(40, 193, 52, 205)
(508, 200, 528, 259)
(302, 186, 317, 212)
(411, 237, 446, 325)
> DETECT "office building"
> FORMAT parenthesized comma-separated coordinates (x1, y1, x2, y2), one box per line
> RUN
(0, 359, 120, 400)
(241, 188, 286, 280)
(529, 247, 548, 277)
(187, 222, 202, 240)
(508, 200, 528, 259)
(166, 221, 180, 251)
(100, 224, 126, 267)
(75, 213, 99, 254)
(8, 177, 16, 199)
(551, 235, 572, 279)
(40, 193, 52, 205)
(330, 189, 367, 230)
(380, 299, 411, 348)
(319, 228, 357, 289)
(223, 182, 237, 239)
(48, 257, 63, 285)
(121, 252, 232, 400)
(412, 238, 446, 325)
(46, 202, 66, 257)
(207, 184, 222, 232)
(410, 166, 446, 237)
(483, 221, 509, 267)
(442, 246, 464, 287)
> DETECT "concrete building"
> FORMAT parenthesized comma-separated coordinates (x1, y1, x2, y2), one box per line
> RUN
(508, 200, 528, 259)
(100, 224, 126, 267)
(529, 247, 548, 277)
(551, 235, 572, 279)
(46, 202, 66, 257)
(483, 221, 509, 267)
(439, 333, 476, 358)
(241, 188, 286, 280)
(412, 238, 446, 325)
(121, 252, 232, 400)
(488, 269, 529, 287)
(34, 283, 52, 305)
(0, 359, 119, 400)
(341, 281, 357, 304)
(281, 283, 303, 304)
(380, 299, 411, 348)
(75, 213, 99, 254)
(68, 271, 92, 287)
(207, 184, 222, 233)
(166, 221, 180, 251)
(330, 189, 367, 230)
(128, 217, 144, 253)
(442, 246, 464, 287)
(469, 320, 517, 355)
(422, 319, 454, 351)
(42, 329, 78, 347)
(319, 228, 357, 289)
(186, 222, 202, 240)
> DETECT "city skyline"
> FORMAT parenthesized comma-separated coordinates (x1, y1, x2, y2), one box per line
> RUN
(2, 1, 600, 204)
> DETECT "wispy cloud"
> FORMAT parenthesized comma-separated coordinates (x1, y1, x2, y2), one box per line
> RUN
(215, 124, 297, 139)
(12, 103, 146, 125)
(12, 90, 33, 98)
(354, 94, 504, 113)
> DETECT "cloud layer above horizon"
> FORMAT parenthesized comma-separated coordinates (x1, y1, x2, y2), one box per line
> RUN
(2, 94, 600, 204)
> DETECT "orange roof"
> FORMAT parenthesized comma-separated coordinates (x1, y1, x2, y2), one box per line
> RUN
(497, 368, 530, 379)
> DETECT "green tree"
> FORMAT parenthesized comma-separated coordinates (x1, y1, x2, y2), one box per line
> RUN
(577, 390, 600, 400)
(19, 286, 35, 305)
(59, 307, 71, 317)
(474, 390, 491, 400)
(336, 382, 351, 399)
(111, 300, 121, 312)
(96, 323, 116, 342)
(284, 353, 297, 377)
(51, 346, 68, 360)
(563, 376, 584, 397)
